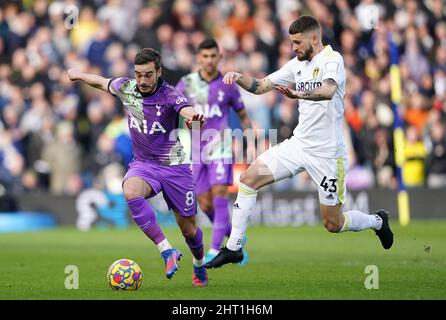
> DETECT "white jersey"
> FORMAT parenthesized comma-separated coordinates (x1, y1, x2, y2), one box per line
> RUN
(268, 45, 346, 158)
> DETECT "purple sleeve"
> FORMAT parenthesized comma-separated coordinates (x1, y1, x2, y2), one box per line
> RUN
(230, 84, 245, 112)
(108, 77, 129, 96)
(169, 89, 191, 113)
(175, 79, 186, 97)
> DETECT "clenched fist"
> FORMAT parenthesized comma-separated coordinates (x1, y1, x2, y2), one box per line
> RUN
(67, 68, 82, 81)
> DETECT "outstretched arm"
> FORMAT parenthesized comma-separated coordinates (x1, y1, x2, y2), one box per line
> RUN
(223, 72, 275, 95)
(275, 78, 338, 101)
(67, 68, 111, 92)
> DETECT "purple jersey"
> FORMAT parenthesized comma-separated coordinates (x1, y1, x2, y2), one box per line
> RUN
(109, 77, 190, 165)
(176, 72, 245, 161)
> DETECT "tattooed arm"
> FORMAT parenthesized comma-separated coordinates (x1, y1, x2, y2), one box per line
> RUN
(223, 72, 275, 95)
(275, 78, 338, 101)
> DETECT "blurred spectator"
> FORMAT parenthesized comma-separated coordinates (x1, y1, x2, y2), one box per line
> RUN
(96, 0, 139, 43)
(226, 0, 256, 41)
(170, 0, 200, 32)
(401, 27, 430, 86)
(404, 92, 430, 134)
(403, 125, 428, 187)
(132, 5, 161, 50)
(41, 121, 82, 194)
(70, 6, 99, 52)
(24, 112, 55, 170)
(394, 0, 428, 30)
(372, 126, 396, 189)
(419, 73, 435, 98)
(85, 20, 114, 74)
(103, 113, 132, 169)
(0, 129, 25, 193)
(425, 120, 446, 188)
(433, 21, 446, 50)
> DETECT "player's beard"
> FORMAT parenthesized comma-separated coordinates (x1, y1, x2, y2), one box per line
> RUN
(297, 46, 313, 61)
(138, 82, 156, 95)
(202, 65, 218, 78)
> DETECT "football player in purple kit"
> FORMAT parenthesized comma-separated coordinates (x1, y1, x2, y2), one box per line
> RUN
(176, 39, 253, 264)
(68, 48, 209, 286)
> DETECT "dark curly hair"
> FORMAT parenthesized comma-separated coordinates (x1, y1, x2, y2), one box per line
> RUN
(134, 48, 161, 70)
(289, 15, 321, 35)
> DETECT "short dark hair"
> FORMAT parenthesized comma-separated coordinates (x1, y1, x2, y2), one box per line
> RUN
(134, 48, 161, 70)
(197, 38, 219, 52)
(289, 15, 320, 35)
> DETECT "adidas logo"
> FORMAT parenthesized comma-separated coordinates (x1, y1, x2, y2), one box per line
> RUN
(297, 70, 302, 76)
(325, 194, 334, 200)
(233, 203, 240, 209)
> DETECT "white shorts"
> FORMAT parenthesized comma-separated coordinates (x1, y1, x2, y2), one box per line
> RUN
(258, 136, 348, 206)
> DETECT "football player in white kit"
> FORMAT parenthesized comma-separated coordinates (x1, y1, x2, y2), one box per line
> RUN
(205, 15, 393, 269)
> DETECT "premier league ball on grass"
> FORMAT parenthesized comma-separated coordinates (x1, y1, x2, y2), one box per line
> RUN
(107, 259, 143, 290)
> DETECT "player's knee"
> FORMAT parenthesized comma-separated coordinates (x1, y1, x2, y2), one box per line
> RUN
(124, 189, 143, 201)
(323, 221, 343, 233)
(198, 197, 213, 214)
(123, 180, 149, 200)
(239, 172, 257, 189)
(200, 203, 213, 215)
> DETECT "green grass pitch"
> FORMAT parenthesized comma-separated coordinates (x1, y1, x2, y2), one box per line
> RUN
(1, 220, 445, 300)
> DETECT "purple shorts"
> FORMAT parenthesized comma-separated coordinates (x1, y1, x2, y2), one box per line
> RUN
(123, 159, 197, 217)
(192, 160, 233, 195)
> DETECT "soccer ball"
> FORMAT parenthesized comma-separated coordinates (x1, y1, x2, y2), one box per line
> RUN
(107, 259, 143, 290)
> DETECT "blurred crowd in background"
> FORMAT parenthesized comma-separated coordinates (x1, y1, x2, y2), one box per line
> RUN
(1, 0, 446, 200)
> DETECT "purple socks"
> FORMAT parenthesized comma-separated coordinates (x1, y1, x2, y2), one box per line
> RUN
(185, 227, 204, 259)
(211, 196, 231, 251)
(127, 197, 165, 245)
(204, 209, 231, 238)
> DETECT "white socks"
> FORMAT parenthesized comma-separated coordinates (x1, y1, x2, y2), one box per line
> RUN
(340, 210, 383, 232)
(226, 183, 258, 251)
(193, 257, 205, 267)
(157, 239, 172, 253)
